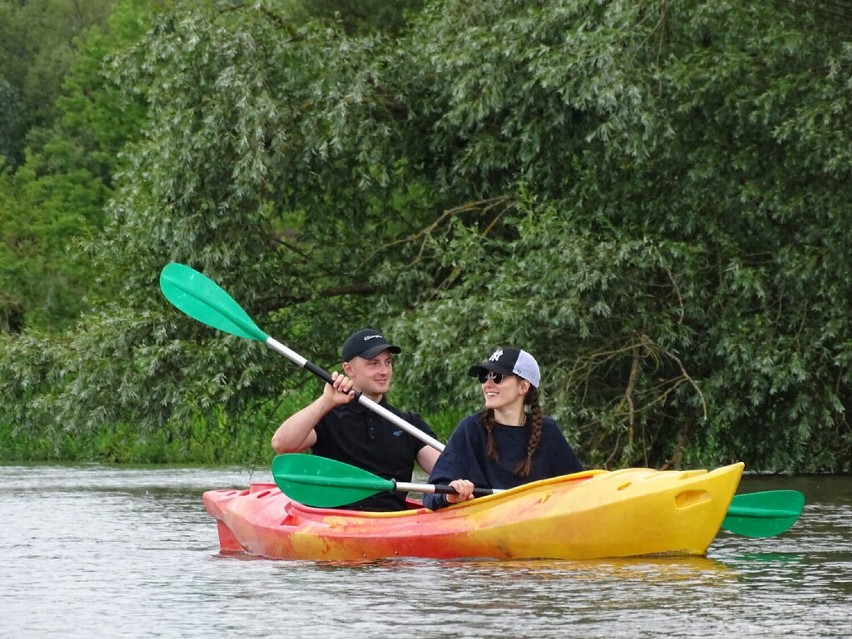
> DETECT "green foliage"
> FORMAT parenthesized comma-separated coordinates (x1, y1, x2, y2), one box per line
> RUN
(0, 0, 117, 165)
(1, 0, 849, 472)
(0, 154, 109, 330)
(384, 0, 852, 471)
(297, 0, 424, 35)
(0, 413, 272, 465)
(0, 77, 25, 166)
(0, 0, 154, 333)
(95, 2, 447, 357)
(0, 374, 310, 464)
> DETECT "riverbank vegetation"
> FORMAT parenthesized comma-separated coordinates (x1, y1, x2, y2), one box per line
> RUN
(1, 0, 850, 471)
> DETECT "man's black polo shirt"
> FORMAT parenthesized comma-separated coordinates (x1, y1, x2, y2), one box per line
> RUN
(311, 398, 436, 511)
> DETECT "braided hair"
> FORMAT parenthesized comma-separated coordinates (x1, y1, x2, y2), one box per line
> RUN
(479, 386, 543, 478)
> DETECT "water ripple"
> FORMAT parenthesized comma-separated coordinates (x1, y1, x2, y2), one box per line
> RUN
(1, 465, 849, 639)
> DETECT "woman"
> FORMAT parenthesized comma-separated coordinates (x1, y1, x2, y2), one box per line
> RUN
(423, 347, 583, 510)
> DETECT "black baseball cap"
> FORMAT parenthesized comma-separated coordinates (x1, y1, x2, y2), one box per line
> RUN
(341, 328, 401, 362)
(468, 347, 541, 388)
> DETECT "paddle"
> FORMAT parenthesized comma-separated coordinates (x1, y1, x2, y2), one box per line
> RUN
(723, 490, 805, 538)
(272, 453, 498, 507)
(159, 263, 805, 537)
(159, 262, 445, 452)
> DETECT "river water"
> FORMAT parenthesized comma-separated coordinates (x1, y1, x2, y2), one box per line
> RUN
(1, 464, 849, 638)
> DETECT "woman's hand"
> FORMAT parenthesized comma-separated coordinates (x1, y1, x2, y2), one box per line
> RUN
(446, 479, 476, 504)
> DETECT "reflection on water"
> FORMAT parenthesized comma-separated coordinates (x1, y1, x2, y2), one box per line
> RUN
(1, 465, 850, 638)
(313, 554, 737, 581)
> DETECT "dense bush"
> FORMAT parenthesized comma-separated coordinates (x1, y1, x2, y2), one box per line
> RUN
(1, 0, 849, 471)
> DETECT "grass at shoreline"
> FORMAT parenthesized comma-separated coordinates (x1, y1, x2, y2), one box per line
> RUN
(0, 403, 464, 465)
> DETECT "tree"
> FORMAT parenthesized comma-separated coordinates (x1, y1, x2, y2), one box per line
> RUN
(0, 0, 117, 167)
(297, 0, 424, 35)
(2, 0, 849, 471)
(0, 78, 25, 166)
(385, 0, 852, 470)
(0, 0, 154, 333)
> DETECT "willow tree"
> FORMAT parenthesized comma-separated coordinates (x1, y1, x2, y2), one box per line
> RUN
(1, 1, 441, 453)
(384, 0, 852, 471)
(2, 0, 849, 471)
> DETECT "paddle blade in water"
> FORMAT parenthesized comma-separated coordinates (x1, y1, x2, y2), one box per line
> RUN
(722, 490, 805, 538)
(159, 263, 268, 342)
(271, 454, 394, 508)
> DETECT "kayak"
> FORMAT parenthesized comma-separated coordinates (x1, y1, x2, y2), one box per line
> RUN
(204, 463, 744, 561)
(202, 462, 744, 561)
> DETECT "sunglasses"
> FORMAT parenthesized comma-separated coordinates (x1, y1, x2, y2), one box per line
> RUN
(478, 371, 510, 384)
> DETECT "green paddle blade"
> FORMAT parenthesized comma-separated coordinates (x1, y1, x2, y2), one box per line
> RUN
(159, 263, 268, 342)
(722, 490, 805, 538)
(272, 454, 394, 507)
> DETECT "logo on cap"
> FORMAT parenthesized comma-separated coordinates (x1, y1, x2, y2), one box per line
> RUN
(489, 349, 503, 362)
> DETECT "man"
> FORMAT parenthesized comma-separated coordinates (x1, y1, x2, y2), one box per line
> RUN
(271, 328, 440, 511)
